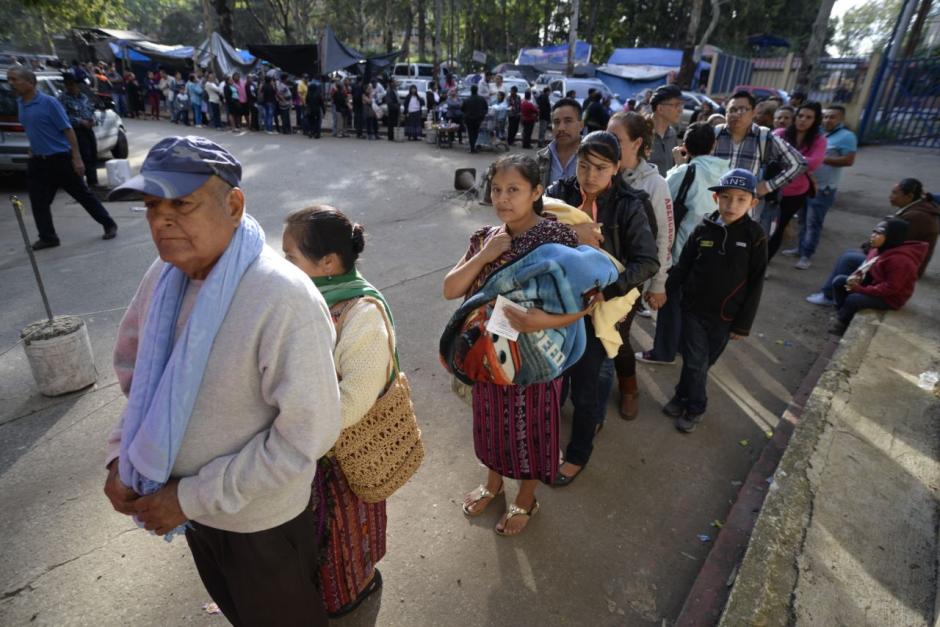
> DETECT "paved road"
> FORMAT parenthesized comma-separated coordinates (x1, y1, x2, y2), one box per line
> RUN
(0, 121, 921, 626)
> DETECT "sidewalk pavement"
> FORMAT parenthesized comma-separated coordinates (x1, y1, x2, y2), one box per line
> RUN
(716, 145, 940, 625)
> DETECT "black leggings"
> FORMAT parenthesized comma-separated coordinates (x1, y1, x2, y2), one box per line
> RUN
(767, 193, 807, 260)
(614, 300, 642, 378)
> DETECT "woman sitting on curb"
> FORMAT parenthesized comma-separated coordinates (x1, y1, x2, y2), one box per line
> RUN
(827, 218, 927, 336)
(807, 177, 938, 306)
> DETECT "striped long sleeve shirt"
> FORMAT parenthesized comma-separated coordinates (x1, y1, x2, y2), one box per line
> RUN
(713, 123, 807, 193)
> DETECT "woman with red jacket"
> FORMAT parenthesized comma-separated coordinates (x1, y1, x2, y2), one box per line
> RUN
(520, 90, 539, 149)
(829, 217, 928, 335)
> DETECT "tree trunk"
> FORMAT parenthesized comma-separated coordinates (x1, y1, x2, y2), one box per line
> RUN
(418, 0, 427, 60)
(903, 0, 933, 59)
(542, 0, 553, 44)
(434, 0, 443, 77)
(676, 0, 704, 88)
(210, 0, 234, 43)
(794, 0, 837, 93)
(566, 0, 579, 76)
(501, 0, 509, 61)
(384, 0, 394, 52)
(401, 0, 414, 58)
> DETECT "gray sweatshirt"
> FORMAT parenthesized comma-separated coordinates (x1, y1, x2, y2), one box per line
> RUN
(107, 246, 341, 533)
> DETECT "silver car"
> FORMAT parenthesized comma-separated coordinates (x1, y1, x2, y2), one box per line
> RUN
(0, 69, 128, 173)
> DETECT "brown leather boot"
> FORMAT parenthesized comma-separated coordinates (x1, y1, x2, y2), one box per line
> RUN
(618, 376, 639, 420)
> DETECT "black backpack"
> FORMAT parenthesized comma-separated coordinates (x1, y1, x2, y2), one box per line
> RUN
(672, 164, 696, 228)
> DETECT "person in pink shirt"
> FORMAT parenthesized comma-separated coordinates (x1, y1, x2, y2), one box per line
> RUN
(767, 102, 826, 263)
(232, 72, 248, 128)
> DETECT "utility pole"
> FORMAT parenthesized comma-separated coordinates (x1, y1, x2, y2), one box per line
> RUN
(566, 0, 579, 76)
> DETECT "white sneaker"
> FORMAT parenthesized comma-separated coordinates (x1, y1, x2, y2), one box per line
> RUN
(805, 292, 834, 306)
(794, 257, 812, 270)
(781, 248, 800, 257)
(637, 305, 653, 319)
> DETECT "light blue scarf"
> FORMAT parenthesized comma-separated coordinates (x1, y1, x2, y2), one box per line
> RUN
(119, 214, 265, 540)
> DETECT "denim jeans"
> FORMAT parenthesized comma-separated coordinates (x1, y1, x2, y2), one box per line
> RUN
(758, 198, 780, 238)
(564, 319, 609, 467)
(800, 187, 838, 259)
(263, 103, 275, 132)
(113, 93, 127, 117)
(820, 250, 866, 299)
(649, 281, 683, 362)
(832, 275, 891, 324)
(673, 311, 730, 416)
(192, 103, 203, 126)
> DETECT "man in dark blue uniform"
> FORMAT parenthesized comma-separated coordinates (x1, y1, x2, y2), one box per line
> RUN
(59, 73, 99, 187)
(8, 67, 117, 250)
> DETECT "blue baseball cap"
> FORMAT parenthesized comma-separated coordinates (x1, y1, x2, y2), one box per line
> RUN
(108, 136, 242, 201)
(708, 168, 758, 195)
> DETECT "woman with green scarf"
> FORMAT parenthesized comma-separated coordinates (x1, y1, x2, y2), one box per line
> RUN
(283, 205, 394, 618)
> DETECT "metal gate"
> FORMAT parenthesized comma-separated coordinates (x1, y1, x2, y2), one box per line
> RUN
(859, 57, 940, 148)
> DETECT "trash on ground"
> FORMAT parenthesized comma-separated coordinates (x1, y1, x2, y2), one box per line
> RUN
(731, 480, 743, 487)
(711, 520, 723, 529)
(680, 551, 698, 561)
(738, 439, 749, 447)
(765, 430, 773, 439)
(697, 534, 712, 543)
(203, 603, 221, 615)
(917, 370, 939, 391)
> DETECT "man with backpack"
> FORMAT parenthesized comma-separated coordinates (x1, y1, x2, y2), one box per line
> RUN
(637, 122, 728, 365)
(706, 90, 806, 229)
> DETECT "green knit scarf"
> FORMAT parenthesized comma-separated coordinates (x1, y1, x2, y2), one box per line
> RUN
(313, 267, 399, 372)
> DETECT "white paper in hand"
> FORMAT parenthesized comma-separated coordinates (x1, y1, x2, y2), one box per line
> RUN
(486, 295, 527, 342)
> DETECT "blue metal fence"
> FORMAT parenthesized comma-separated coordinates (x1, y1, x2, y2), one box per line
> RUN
(709, 53, 752, 96)
(859, 57, 940, 148)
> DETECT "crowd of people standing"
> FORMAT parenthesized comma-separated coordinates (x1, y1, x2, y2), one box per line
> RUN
(12, 57, 934, 626)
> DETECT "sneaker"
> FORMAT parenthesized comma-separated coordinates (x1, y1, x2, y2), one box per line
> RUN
(828, 319, 848, 336)
(636, 350, 676, 365)
(805, 292, 834, 306)
(637, 305, 653, 319)
(794, 257, 812, 270)
(676, 413, 704, 433)
(662, 398, 685, 418)
(781, 248, 800, 257)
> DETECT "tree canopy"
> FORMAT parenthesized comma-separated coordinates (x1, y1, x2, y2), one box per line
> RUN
(0, 0, 878, 68)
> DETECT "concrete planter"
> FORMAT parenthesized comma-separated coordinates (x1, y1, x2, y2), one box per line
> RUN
(21, 316, 97, 397)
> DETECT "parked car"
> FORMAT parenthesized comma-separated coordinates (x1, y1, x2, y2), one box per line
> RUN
(533, 72, 564, 92)
(679, 91, 724, 131)
(547, 77, 623, 111)
(732, 84, 789, 102)
(0, 68, 128, 173)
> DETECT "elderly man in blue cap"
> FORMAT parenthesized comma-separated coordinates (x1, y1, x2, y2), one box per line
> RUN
(103, 136, 340, 626)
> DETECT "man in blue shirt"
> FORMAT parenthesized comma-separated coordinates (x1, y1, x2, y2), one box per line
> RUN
(9, 67, 117, 250)
(784, 104, 857, 264)
(536, 98, 583, 190)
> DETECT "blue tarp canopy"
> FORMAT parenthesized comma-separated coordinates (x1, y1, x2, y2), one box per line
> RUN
(606, 47, 710, 71)
(747, 34, 790, 48)
(594, 70, 666, 100)
(109, 42, 151, 63)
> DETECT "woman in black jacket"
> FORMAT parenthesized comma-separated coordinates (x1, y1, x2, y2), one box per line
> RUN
(546, 131, 660, 486)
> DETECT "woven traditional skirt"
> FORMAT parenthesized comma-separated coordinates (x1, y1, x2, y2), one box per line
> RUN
(313, 456, 387, 614)
(471, 378, 562, 484)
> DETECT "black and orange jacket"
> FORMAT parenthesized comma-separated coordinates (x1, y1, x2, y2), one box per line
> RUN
(666, 211, 768, 336)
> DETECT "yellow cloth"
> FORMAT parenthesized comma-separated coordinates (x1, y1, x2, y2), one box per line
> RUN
(543, 197, 641, 358)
